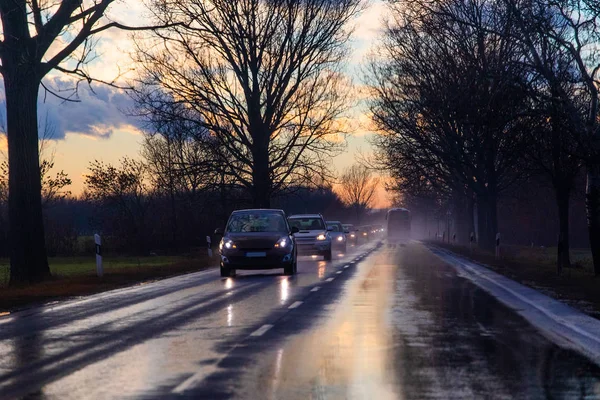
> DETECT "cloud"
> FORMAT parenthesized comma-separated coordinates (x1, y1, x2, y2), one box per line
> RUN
(0, 76, 142, 141)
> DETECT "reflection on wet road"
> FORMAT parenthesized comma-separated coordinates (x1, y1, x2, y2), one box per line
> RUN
(2, 242, 600, 399)
(0, 242, 376, 399)
(219, 245, 600, 399)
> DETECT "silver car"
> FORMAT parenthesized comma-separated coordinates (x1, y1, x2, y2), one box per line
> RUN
(288, 214, 333, 260)
(326, 221, 347, 253)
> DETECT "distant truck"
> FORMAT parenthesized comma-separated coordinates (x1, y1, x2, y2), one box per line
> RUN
(386, 208, 411, 247)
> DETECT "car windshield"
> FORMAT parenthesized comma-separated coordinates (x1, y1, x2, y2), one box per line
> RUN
(288, 217, 325, 231)
(226, 212, 287, 233)
(327, 222, 342, 232)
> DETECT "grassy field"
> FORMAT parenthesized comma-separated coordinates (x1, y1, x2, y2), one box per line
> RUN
(0, 253, 217, 312)
(431, 241, 600, 317)
(0, 255, 199, 287)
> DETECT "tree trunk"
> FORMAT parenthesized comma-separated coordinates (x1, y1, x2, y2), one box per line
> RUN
(556, 187, 571, 275)
(476, 192, 498, 252)
(587, 163, 600, 275)
(453, 190, 472, 244)
(251, 146, 271, 209)
(4, 74, 51, 284)
(467, 191, 475, 242)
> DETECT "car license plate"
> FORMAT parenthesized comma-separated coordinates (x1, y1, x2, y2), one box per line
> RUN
(246, 252, 266, 258)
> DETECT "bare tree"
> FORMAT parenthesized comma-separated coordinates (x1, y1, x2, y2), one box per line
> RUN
(501, 0, 600, 273)
(523, 76, 585, 274)
(369, 0, 530, 251)
(140, 103, 231, 243)
(0, 118, 72, 208)
(0, 1, 174, 283)
(132, 0, 360, 207)
(84, 157, 153, 251)
(338, 164, 379, 224)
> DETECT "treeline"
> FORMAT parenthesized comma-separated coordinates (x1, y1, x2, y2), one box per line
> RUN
(0, 168, 363, 257)
(369, 0, 600, 274)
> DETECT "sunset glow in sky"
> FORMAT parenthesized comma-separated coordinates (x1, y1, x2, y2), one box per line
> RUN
(1, 0, 390, 207)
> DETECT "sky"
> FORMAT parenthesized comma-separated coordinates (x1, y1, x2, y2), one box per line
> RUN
(1, 0, 390, 207)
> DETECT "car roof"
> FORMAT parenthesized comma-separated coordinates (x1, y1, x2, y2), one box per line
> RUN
(231, 208, 285, 214)
(326, 221, 342, 224)
(288, 214, 322, 218)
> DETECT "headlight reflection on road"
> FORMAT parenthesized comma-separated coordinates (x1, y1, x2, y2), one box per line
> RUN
(318, 261, 326, 278)
(280, 278, 289, 304)
(227, 304, 233, 327)
(225, 278, 234, 290)
(273, 348, 284, 389)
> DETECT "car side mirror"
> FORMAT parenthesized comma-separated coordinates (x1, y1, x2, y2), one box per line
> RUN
(291, 226, 299, 234)
(214, 228, 224, 236)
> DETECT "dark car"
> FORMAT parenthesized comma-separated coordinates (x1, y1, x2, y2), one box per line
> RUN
(216, 209, 298, 277)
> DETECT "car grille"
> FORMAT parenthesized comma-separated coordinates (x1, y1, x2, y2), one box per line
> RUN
(295, 236, 317, 243)
(235, 239, 276, 250)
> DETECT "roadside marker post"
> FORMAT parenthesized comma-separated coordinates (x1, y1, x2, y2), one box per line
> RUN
(470, 232, 475, 253)
(206, 236, 213, 258)
(495, 233, 501, 259)
(94, 234, 103, 278)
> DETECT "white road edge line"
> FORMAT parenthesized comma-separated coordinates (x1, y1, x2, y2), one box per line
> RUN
(311, 287, 320, 292)
(288, 301, 303, 309)
(325, 277, 334, 282)
(250, 324, 273, 337)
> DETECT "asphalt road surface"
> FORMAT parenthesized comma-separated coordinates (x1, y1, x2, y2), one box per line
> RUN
(1, 242, 600, 399)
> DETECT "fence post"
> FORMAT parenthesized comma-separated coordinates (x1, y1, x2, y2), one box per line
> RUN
(94, 234, 103, 277)
(495, 233, 501, 259)
(206, 235, 213, 257)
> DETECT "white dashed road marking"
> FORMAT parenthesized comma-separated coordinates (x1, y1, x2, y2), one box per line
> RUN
(336, 271, 343, 274)
(325, 277, 334, 282)
(288, 301, 303, 309)
(250, 324, 273, 337)
(311, 287, 320, 292)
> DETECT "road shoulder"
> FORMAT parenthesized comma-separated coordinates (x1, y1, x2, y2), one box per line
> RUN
(429, 244, 600, 367)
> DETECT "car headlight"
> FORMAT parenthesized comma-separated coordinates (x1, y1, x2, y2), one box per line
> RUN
(350, 233, 356, 238)
(316, 234, 327, 241)
(274, 237, 291, 248)
(337, 236, 344, 241)
(219, 238, 236, 250)
(363, 232, 367, 236)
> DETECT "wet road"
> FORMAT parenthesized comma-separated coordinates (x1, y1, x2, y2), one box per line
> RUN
(1, 243, 600, 399)
(0, 242, 378, 399)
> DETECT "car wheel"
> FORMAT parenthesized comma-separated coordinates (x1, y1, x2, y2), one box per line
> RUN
(284, 263, 295, 276)
(220, 266, 230, 277)
(324, 248, 332, 261)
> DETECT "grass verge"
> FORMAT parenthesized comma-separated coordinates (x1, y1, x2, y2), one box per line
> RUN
(428, 241, 600, 318)
(0, 253, 217, 313)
